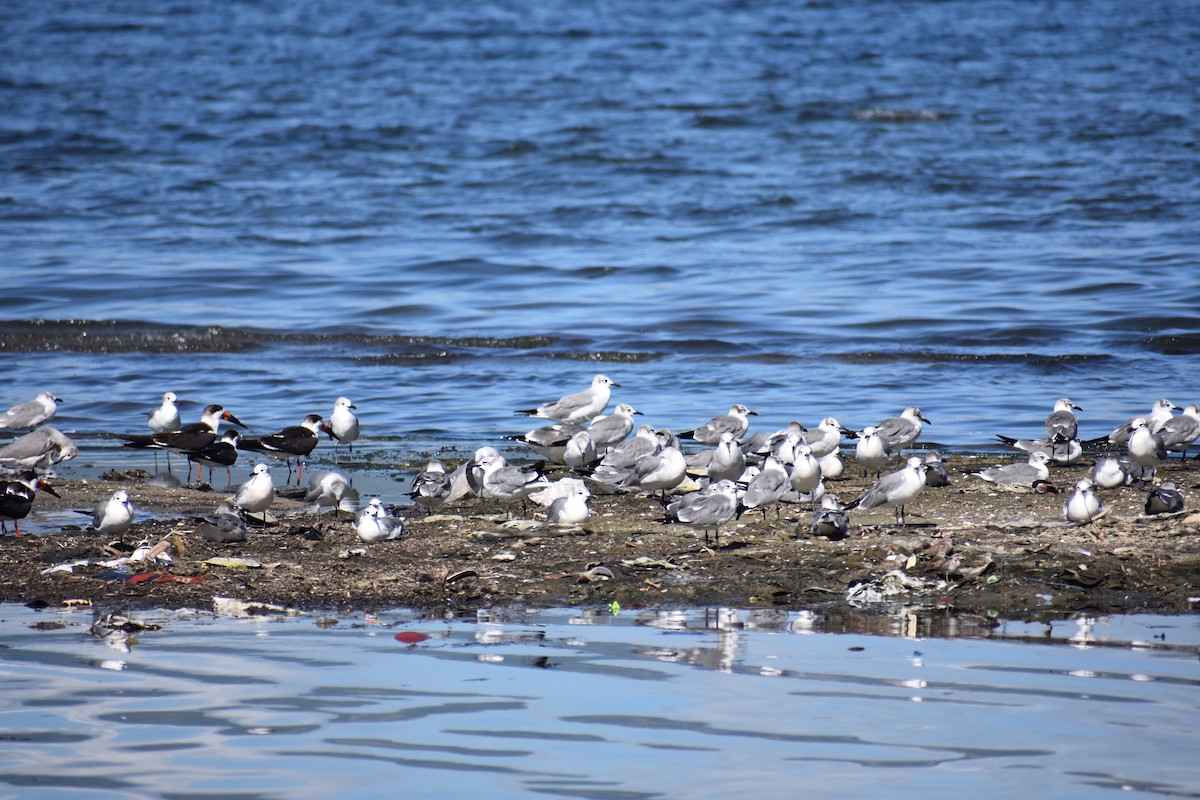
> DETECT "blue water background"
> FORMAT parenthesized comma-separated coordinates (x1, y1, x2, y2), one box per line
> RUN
(2, 0, 1198, 477)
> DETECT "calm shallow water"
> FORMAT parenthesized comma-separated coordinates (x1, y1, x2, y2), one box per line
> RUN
(1, 604, 1197, 799)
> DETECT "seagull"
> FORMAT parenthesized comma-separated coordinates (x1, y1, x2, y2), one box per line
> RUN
(305, 471, 351, 515)
(1090, 455, 1128, 489)
(238, 414, 328, 482)
(234, 463, 275, 516)
(847, 456, 927, 525)
(666, 479, 739, 547)
(147, 391, 181, 433)
(196, 500, 248, 544)
(818, 450, 845, 480)
(563, 430, 599, 472)
(515, 374, 617, 424)
(585, 403, 642, 452)
(0, 470, 59, 535)
(873, 407, 931, 452)
(1108, 399, 1179, 446)
(0, 391, 60, 430)
(706, 431, 747, 483)
(994, 434, 1082, 464)
(355, 498, 403, 543)
(598, 441, 687, 499)
(922, 451, 952, 488)
(506, 422, 584, 463)
(1064, 478, 1104, 525)
(184, 430, 240, 487)
(1045, 397, 1082, 442)
(1145, 480, 1184, 515)
(974, 451, 1052, 488)
(121, 404, 246, 461)
(1126, 417, 1167, 479)
(444, 446, 500, 505)
(679, 404, 756, 445)
(597, 424, 659, 470)
(467, 454, 549, 518)
(409, 460, 452, 513)
(788, 443, 822, 497)
(328, 397, 360, 460)
(811, 494, 850, 540)
(804, 417, 844, 459)
(546, 482, 591, 525)
(1158, 403, 1200, 459)
(0, 427, 78, 470)
(739, 456, 789, 519)
(87, 490, 134, 536)
(854, 426, 891, 477)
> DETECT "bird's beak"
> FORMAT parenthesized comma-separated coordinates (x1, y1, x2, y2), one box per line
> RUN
(222, 411, 247, 428)
(39, 480, 61, 498)
(920, 414, 932, 424)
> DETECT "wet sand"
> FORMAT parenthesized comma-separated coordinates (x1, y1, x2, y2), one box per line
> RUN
(4, 454, 1198, 619)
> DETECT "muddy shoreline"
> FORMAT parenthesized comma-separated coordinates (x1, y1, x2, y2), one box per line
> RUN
(4, 454, 1198, 620)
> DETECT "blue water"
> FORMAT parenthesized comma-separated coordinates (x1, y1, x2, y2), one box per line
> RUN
(2, 605, 1198, 799)
(2, 0, 1199, 480)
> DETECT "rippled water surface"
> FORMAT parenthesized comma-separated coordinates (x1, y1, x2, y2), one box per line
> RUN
(1, 0, 1198, 479)
(1, 605, 1197, 799)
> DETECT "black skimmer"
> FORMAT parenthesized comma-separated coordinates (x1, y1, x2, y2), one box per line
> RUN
(185, 430, 240, 487)
(238, 414, 327, 482)
(120, 404, 246, 471)
(0, 470, 59, 535)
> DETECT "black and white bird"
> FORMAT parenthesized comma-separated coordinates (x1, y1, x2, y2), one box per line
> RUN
(239, 414, 327, 482)
(121, 404, 246, 462)
(185, 430, 240, 487)
(0, 470, 59, 535)
(922, 451, 952, 488)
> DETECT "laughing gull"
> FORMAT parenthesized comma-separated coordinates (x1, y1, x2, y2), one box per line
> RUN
(811, 494, 850, 539)
(328, 397, 360, 459)
(707, 431, 746, 483)
(995, 434, 1082, 464)
(515, 374, 617, 424)
(147, 392, 181, 434)
(87, 490, 134, 536)
(507, 422, 583, 463)
(586, 403, 641, 451)
(196, 500, 248, 544)
(1064, 478, 1104, 524)
(1145, 480, 1185, 515)
(1158, 403, 1200, 459)
(563, 430, 598, 472)
(1045, 397, 1082, 442)
(468, 453, 549, 518)
(546, 481, 592, 525)
(0, 391, 60, 430)
(921, 451, 951, 487)
(1126, 417, 1167, 479)
(305, 471, 352, 515)
(804, 417, 844, 459)
(854, 426, 891, 477)
(666, 479, 739, 546)
(788, 443, 822, 496)
(409, 460, 453, 513)
(679, 404, 757, 445)
(738, 456, 789, 519)
(1108, 399, 1179, 446)
(0, 427, 78, 470)
(974, 451, 1051, 487)
(847, 456, 926, 525)
(355, 498, 403, 542)
(1090, 455, 1128, 489)
(234, 463, 275, 515)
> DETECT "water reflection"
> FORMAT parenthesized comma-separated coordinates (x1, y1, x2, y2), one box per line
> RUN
(1, 604, 1197, 799)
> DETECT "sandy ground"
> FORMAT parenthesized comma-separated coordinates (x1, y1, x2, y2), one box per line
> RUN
(3, 454, 1198, 620)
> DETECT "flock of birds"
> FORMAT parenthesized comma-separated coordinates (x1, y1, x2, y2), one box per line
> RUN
(0, 375, 1195, 547)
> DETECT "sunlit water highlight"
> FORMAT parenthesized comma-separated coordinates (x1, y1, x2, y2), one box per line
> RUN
(2, 605, 1197, 799)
